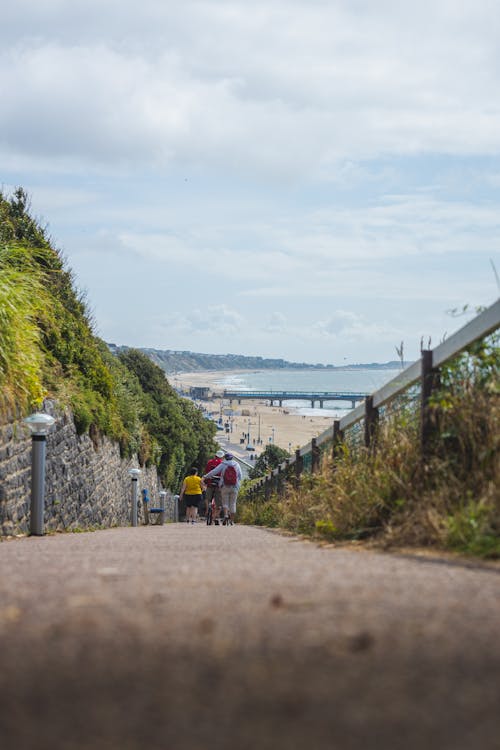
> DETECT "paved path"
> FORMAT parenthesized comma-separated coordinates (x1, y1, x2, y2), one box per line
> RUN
(0, 524, 499, 750)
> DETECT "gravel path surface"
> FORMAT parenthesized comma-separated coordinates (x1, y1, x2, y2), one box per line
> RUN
(1, 524, 499, 750)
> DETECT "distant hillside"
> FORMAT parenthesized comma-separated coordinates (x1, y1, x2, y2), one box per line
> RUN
(107, 345, 408, 373)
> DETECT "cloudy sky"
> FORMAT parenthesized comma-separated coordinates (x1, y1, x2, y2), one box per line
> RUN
(2, 0, 499, 364)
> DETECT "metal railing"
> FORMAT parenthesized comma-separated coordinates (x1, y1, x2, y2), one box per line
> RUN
(247, 299, 500, 500)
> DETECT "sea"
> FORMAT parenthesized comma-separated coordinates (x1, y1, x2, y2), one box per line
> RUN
(212, 368, 402, 418)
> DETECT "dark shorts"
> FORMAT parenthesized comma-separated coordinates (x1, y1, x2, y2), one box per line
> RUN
(185, 494, 202, 508)
(205, 485, 222, 507)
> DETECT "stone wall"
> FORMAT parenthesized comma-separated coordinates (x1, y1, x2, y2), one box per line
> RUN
(0, 403, 169, 537)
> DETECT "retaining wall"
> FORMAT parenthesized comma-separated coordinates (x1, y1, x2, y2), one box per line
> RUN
(0, 403, 167, 536)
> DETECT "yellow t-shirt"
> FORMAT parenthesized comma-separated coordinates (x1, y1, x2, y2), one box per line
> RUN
(184, 475, 202, 495)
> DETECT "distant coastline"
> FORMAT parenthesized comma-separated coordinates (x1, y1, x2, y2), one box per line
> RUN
(107, 343, 410, 374)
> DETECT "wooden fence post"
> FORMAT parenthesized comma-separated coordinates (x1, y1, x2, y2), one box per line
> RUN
(295, 448, 303, 489)
(283, 458, 290, 494)
(421, 349, 440, 458)
(276, 464, 283, 496)
(311, 437, 320, 474)
(258, 479, 265, 500)
(364, 395, 379, 449)
(264, 475, 271, 501)
(332, 419, 344, 470)
(272, 468, 279, 495)
(278, 460, 290, 497)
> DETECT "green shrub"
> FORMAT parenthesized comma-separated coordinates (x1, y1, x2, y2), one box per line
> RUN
(0, 247, 48, 412)
(239, 496, 281, 527)
(0, 189, 218, 492)
(246, 339, 499, 559)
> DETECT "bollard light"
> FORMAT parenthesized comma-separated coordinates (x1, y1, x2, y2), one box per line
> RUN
(128, 468, 142, 527)
(23, 412, 56, 536)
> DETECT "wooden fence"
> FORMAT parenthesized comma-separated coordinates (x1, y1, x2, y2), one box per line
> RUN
(246, 299, 500, 500)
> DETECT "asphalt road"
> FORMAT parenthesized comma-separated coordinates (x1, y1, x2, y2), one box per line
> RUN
(0, 524, 499, 750)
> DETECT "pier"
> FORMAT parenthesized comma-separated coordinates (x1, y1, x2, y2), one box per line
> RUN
(223, 389, 367, 409)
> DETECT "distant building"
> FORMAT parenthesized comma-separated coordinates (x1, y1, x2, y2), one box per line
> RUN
(189, 386, 210, 400)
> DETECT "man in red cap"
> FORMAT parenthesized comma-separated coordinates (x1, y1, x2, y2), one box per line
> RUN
(204, 449, 225, 524)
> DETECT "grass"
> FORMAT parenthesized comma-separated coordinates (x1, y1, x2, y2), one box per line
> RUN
(240, 339, 500, 559)
(0, 251, 48, 413)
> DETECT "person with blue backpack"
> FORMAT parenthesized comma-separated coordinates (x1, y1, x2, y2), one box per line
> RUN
(202, 452, 242, 525)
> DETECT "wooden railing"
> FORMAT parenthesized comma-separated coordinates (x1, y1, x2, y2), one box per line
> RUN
(246, 299, 500, 500)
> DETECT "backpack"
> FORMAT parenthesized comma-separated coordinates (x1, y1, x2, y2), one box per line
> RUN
(223, 464, 238, 486)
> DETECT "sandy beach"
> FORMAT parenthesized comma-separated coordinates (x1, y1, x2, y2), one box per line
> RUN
(171, 370, 336, 459)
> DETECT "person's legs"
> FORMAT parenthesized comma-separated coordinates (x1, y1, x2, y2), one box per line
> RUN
(220, 487, 234, 525)
(185, 497, 196, 522)
(205, 486, 214, 516)
(227, 488, 238, 524)
(214, 488, 223, 524)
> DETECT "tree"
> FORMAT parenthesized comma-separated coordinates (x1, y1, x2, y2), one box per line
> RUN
(249, 444, 290, 479)
(117, 348, 218, 486)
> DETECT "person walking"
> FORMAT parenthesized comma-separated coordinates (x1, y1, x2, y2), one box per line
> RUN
(179, 467, 205, 524)
(203, 452, 242, 525)
(204, 449, 224, 525)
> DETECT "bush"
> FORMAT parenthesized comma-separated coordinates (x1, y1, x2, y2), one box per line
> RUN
(245, 336, 499, 559)
(0, 189, 218, 493)
(0, 246, 48, 412)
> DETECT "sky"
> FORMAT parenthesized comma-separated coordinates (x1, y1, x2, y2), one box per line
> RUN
(2, 0, 500, 365)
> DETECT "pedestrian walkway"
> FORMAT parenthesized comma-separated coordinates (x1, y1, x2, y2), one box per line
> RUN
(0, 525, 499, 750)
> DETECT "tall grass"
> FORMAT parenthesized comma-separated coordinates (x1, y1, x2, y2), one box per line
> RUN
(0, 250, 48, 413)
(1, 189, 219, 488)
(240, 337, 499, 558)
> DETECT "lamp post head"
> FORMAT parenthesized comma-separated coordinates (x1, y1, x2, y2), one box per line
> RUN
(128, 468, 142, 479)
(24, 412, 55, 436)
(159, 490, 167, 498)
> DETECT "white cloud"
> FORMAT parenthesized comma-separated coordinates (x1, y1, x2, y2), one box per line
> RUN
(2, 1, 500, 362)
(263, 312, 288, 333)
(162, 305, 244, 336)
(310, 312, 400, 343)
(2, 1, 500, 178)
(113, 192, 500, 269)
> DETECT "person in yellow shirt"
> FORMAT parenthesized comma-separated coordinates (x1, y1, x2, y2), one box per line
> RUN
(179, 467, 205, 524)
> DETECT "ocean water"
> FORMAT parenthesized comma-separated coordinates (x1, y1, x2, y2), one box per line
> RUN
(214, 368, 402, 417)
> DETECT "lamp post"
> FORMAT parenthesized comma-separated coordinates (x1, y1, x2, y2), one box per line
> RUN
(159, 489, 167, 525)
(128, 468, 142, 527)
(23, 412, 56, 536)
(247, 418, 252, 450)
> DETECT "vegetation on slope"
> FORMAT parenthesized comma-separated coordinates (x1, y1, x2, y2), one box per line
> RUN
(116, 349, 218, 488)
(0, 188, 217, 487)
(240, 333, 500, 558)
(248, 444, 291, 480)
(109, 344, 407, 373)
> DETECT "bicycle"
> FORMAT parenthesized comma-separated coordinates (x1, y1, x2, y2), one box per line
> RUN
(206, 497, 216, 525)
